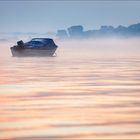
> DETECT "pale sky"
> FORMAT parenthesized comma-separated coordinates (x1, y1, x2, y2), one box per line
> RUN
(0, 1, 140, 33)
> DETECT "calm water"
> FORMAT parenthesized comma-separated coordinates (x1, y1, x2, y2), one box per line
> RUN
(0, 39, 140, 139)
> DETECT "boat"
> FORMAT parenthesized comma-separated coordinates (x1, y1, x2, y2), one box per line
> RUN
(10, 38, 58, 57)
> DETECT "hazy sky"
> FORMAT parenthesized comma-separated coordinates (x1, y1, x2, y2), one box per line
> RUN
(0, 1, 140, 33)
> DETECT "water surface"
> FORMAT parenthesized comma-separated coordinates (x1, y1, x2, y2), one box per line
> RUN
(0, 39, 140, 139)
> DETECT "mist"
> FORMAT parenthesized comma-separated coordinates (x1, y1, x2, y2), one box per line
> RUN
(56, 38, 140, 59)
(0, 38, 140, 59)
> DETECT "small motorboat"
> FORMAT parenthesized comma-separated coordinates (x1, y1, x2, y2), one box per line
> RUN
(10, 38, 58, 57)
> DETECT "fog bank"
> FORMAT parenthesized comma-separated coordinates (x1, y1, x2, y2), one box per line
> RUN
(56, 38, 140, 59)
(0, 38, 140, 59)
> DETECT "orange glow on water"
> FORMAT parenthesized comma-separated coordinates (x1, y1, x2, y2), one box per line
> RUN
(0, 39, 140, 139)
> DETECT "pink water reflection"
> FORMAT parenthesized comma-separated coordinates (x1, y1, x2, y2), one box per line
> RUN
(0, 40, 140, 139)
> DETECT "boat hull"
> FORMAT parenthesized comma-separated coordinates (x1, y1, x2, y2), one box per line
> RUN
(10, 48, 57, 57)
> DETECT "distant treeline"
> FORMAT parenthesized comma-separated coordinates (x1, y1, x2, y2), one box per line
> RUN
(0, 23, 140, 42)
(56, 23, 140, 39)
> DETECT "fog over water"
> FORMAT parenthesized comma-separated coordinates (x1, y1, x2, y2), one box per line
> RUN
(1, 38, 140, 58)
(0, 38, 140, 139)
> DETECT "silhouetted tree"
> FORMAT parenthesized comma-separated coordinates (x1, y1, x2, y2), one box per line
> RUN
(56, 30, 68, 39)
(67, 25, 84, 38)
